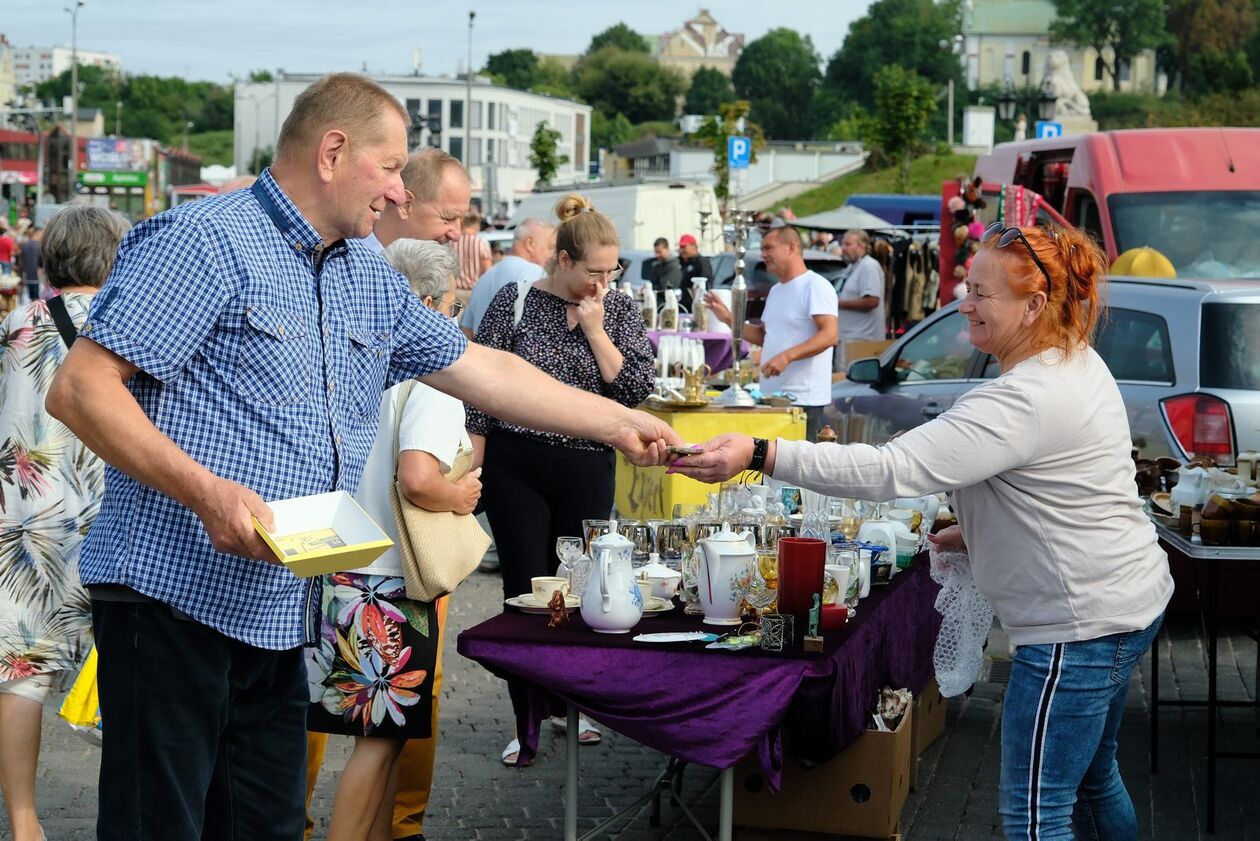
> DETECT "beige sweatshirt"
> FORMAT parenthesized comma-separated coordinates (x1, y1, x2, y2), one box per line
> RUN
(773, 346, 1172, 646)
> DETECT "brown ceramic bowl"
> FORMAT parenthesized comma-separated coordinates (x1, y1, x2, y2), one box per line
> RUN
(1200, 518, 1232, 546)
(1232, 497, 1260, 519)
(1235, 520, 1260, 547)
(1202, 495, 1238, 520)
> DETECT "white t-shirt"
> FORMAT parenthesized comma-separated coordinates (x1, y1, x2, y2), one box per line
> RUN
(460, 255, 546, 335)
(837, 254, 885, 342)
(758, 270, 839, 406)
(350, 381, 472, 576)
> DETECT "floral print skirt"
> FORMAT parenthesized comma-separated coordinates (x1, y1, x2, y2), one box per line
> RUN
(305, 572, 437, 740)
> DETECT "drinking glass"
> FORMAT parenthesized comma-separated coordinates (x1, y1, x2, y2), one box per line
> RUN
(581, 519, 610, 554)
(744, 548, 779, 618)
(838, 498, 862, 542)
(555, 536, 583, 579)
(655, 522, 688, 570)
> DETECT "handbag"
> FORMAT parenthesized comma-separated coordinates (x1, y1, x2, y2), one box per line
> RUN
(388, 380, 491, 601)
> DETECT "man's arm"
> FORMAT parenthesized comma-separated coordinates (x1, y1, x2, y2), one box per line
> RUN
(761, 314, 838, 376)
(46, 338, 278, 560)
(839, 295, 881, 311)
(424, 343, 682, 464)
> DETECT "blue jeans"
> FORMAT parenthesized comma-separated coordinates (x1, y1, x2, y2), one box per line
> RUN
(999, 615, 1163, 840)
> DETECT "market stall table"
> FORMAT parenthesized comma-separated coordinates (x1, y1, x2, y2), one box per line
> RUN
(1149, 523, 1260, 834)
(457, 557, 942, 841)
(615, 405, 805, 521)
(647, 330, 747, 373)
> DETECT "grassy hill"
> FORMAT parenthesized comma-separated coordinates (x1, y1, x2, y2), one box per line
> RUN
(779, 152, 978, 217)
(185, 130, 234, 168)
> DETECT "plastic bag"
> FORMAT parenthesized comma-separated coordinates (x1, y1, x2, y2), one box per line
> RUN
(57, 646, 102, 745)
(929, 544, 993, 698)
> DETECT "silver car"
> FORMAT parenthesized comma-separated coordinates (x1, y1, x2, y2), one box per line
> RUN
(830, 277, 1260, 465)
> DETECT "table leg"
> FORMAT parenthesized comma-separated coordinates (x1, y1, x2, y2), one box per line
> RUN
(566, 705, 579, 841)
(1207, 559, 1218, 834)
(1150, 621, 1160, 772)
(718, 766, 734, 841)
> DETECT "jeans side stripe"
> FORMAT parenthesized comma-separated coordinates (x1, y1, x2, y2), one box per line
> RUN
(1026, 643, 1065, 841)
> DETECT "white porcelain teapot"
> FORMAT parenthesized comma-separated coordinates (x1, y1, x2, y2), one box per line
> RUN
(695, 523, 755, 626)
(580, 520, 643, 634)
(636, 552, 682, 600)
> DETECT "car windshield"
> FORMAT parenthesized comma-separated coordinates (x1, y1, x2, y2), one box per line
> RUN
(1109, 191, 1260, 279)
(1200, 303, 1260, 390)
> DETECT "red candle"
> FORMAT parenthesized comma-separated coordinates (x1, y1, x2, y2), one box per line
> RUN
(821, 604, 848, 631)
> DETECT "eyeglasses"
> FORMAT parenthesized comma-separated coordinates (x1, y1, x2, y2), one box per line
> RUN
(579, 263, 624, 282)
(981, 222, 1053, 298)
(432, 296, 464, 317)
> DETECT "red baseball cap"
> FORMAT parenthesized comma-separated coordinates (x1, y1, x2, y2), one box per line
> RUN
(678, 234, 697, 247)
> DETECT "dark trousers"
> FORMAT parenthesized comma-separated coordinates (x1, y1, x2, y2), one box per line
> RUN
(92, 599, 308, 841)
(804, 405, 826, 442)
(481, 430, 615, 601)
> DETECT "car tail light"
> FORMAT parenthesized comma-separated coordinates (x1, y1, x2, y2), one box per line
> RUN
(1160, 394, 1235, 464)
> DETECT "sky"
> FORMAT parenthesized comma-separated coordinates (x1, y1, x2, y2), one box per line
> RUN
(8, 0, 875, 84)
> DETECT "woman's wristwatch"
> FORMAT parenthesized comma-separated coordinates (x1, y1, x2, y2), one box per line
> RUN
(748, 437, 770, 473)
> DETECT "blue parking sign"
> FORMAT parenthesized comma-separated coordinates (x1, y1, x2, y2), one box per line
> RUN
(727, 135, 751, 169)
(1035, 121, 1063, 139)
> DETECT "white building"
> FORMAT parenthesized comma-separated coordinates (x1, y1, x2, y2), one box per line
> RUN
(234, 72, 592, 217)
(963, 0, 1161, 95)
(13, 45, 122, 89)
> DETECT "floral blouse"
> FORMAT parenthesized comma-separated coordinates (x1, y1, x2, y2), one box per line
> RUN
(467, 284, 655, 451)
(0, 294, 101, 683)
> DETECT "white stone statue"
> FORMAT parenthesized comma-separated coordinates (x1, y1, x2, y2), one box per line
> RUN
(1041, 50, 1092, 119)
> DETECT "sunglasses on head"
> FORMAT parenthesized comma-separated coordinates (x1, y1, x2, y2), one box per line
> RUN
(981, 222, 1053, 298)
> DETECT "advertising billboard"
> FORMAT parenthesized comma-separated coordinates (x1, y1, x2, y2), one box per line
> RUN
(86, 138, 152, 172)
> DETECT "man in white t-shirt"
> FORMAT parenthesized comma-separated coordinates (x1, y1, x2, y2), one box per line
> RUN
(460, 217, 556, 338)
(836, 229, 886, 358)
(707, 226, 838, 440)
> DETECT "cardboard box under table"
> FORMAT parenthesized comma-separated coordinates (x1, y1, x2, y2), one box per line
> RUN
(253, 490, 393, 577)
(735, 707, 913, 840)
(615, 404, 806, 520)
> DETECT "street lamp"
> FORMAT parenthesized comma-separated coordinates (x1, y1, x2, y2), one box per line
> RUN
(465, 10, 474, 166)
(65, 0, 85, 198)
(997, 79, 1017, 123)
(115, 100, 122, 136)
(182, 120, 193, 152)
(1037, 79, 1057, 122)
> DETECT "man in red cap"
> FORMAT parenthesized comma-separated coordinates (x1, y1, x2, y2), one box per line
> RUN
(678, 233, 714, 311)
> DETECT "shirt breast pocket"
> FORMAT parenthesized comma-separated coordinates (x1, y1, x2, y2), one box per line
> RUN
(236, 306, 312, 406)
(347, 327, 390, 419)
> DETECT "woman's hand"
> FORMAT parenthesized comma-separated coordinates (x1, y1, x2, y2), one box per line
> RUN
(575, 288, 607, 336)
(926, 524, 965, 553)
(666, 433, 755, 484)
(451, 468, 483, 515)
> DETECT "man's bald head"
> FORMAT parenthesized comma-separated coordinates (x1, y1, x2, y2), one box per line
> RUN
(401, 147, 467, 205)
(762, 224, 803, 253)
(513, 217, 556, 266)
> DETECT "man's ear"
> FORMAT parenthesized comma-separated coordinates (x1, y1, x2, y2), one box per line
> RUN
(395, 192, 413, 220)
(316, 130, 349, 183)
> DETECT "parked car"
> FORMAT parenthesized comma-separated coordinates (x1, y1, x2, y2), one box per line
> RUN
(828, 276, 1260, 465)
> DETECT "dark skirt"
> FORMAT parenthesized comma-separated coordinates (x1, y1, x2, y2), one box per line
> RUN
(305, 572, 437, 740)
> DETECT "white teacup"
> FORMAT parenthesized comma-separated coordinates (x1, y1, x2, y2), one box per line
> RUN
(531, 576, 570, 603)
(823, 564, 851, 606)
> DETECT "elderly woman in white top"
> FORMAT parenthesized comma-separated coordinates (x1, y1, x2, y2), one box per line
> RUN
(304, 239, 480, 841)
(671, 222, 1172, 841)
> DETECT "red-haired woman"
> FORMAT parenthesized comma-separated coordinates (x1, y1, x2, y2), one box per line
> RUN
(671, 222, 1172, 840)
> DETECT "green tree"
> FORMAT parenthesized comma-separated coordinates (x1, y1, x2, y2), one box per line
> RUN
(824, 0, 963, 109)
(684, 66, 735, 115)
(247, 69, 273, 83)
(531, 56, 578, 98)
(530, 120, 570, 187)
(1166, 0, 1256, 93)
(691, 100, 767, 206)
(484, 48, 541, 90)
(1049, 0, 1166, 91)
(587, 23, 649, 55)
(869, 65, 937, 192)
(573, 47, 685, 124)
(731, 28, 822, 139)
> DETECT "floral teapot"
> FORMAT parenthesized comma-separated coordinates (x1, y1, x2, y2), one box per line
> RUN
(580, 520, 643, 634)
(695, 523, 756, 626)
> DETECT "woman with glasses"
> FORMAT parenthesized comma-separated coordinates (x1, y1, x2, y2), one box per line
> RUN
(671, 221, 1172, 841)
(469, 193, 654, 766)
(305, 239, 480, 841)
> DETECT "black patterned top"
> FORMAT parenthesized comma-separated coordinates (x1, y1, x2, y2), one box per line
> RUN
(467, 284, 655, 451)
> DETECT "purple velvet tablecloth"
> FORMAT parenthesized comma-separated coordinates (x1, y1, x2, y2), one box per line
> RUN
(457, 557, 941, 789)
(647, 330, 747, 373)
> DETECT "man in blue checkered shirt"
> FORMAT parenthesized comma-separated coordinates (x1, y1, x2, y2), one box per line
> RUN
(47, 74, 680, 841)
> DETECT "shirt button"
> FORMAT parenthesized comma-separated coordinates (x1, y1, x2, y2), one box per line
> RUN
(81, 324, 92, 334)
(335, 435, 342, 446)
(328, 381, 335, 392)
(278, 326, 285, 337)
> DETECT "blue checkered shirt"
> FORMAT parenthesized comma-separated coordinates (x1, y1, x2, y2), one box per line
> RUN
(78, 169, 467, 650)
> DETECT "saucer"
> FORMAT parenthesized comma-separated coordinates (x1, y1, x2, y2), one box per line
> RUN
(639, 597, 675, 617)
(505, 593, 580, 615)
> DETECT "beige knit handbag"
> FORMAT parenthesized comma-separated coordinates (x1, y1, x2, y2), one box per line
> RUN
(387, 381, 491, 602)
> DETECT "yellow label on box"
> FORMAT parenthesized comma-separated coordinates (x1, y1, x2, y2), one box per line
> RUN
(272, 528, 348, 557)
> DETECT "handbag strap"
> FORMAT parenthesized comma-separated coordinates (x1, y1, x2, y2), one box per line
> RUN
(391, 379, 419, 481)
(47, 295, 78, 349)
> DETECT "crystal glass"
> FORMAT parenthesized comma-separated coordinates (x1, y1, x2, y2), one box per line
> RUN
(555, 536, 583, 580)
(569, 553, 594, 600)
(838, 498, 862, 542)
(799, 489, 832, 542)
(745, 548, 779, 618)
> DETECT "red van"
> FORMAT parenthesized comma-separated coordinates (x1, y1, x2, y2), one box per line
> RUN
(939, 128, 1260, 304)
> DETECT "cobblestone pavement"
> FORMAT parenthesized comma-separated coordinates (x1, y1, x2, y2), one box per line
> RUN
(4, 563, 1257, 840)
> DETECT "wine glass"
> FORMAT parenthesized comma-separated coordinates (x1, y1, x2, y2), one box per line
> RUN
(838, 498, 862, 542)
(555, 536, 583, 576)
(745, 549, 779, 620)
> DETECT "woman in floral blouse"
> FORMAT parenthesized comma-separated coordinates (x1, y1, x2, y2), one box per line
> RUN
(0, 205, 129, 841)
(469, 193, 655, 765)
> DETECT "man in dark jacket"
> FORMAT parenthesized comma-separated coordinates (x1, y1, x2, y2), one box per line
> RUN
(678, 233, 713, 311)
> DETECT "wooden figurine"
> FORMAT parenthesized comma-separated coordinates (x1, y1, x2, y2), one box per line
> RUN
(547, 589, 570, 628)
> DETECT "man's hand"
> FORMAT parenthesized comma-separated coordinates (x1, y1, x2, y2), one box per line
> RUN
(574, 289, 607, 336)
(926, 524, 966, 553)
(609, 409, 684, 467)
(704, 291, 732, 327)
(452, 468, 483, 515)
(666, 433, 754, 484)
(190, 476, 281, 563)
(761, 351, 792, 377)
